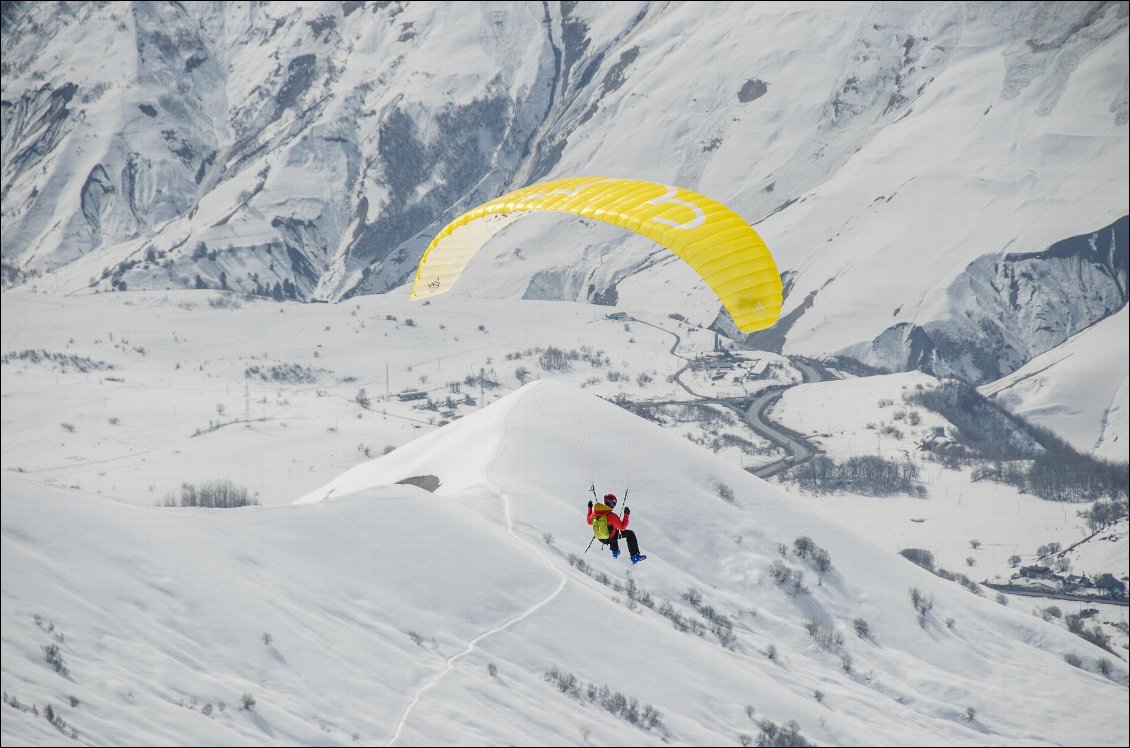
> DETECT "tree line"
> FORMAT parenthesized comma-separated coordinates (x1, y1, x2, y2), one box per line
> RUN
(786, 455, 923, 497)
(911, 379, 1128, 503)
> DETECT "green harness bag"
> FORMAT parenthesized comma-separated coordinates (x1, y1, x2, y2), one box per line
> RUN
(592, 503, 612, 540)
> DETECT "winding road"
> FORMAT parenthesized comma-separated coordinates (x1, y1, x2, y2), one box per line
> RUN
(627, 317, 827, 479)
(742, 357, 826, 478)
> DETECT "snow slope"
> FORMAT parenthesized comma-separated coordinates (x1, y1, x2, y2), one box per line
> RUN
(981, 307, 1129, 463)
(3, 380, 1127, 746)
(769, 371, 1122, 581)
(770, 371, 1129, 654)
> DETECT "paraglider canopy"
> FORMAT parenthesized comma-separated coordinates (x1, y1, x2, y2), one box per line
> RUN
(411, 177, 782, 333)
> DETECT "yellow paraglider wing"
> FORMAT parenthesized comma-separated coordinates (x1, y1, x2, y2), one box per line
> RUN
(411, 177, 781, 332)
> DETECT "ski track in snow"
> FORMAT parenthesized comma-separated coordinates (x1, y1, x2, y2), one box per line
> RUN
(386, 385, 569, 746)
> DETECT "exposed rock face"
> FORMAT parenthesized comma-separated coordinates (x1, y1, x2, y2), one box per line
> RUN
(844, 217, 1127, 383)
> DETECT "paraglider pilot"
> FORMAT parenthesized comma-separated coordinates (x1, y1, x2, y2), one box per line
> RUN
(587, 493, 646, 564)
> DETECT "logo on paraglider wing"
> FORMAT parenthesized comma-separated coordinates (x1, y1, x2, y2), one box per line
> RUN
(509, 178, 622, 208)
(646, 184, 706, 230)
(427, 278, 442, 289)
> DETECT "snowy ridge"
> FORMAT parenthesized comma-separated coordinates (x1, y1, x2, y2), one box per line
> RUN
(3, 379, 1127, 745)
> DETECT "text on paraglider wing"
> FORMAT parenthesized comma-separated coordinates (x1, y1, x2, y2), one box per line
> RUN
(646, 184, 707, 230)
(510, 178, 623, 208)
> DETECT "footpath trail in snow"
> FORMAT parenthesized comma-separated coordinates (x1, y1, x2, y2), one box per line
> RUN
(387, 387, 569, 746)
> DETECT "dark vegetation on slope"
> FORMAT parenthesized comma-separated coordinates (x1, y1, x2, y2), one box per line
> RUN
(907, 379, 1128, 503)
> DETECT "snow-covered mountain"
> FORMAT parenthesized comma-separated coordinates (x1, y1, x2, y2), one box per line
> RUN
(3, 2, 1127, 383)
(3, 380, 1127, 746)
(3, 4, 1128, 743)
(981, 305, 1128, 462)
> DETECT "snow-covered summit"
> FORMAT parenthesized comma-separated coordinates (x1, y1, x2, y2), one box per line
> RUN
(4, 370, 1128, 746)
